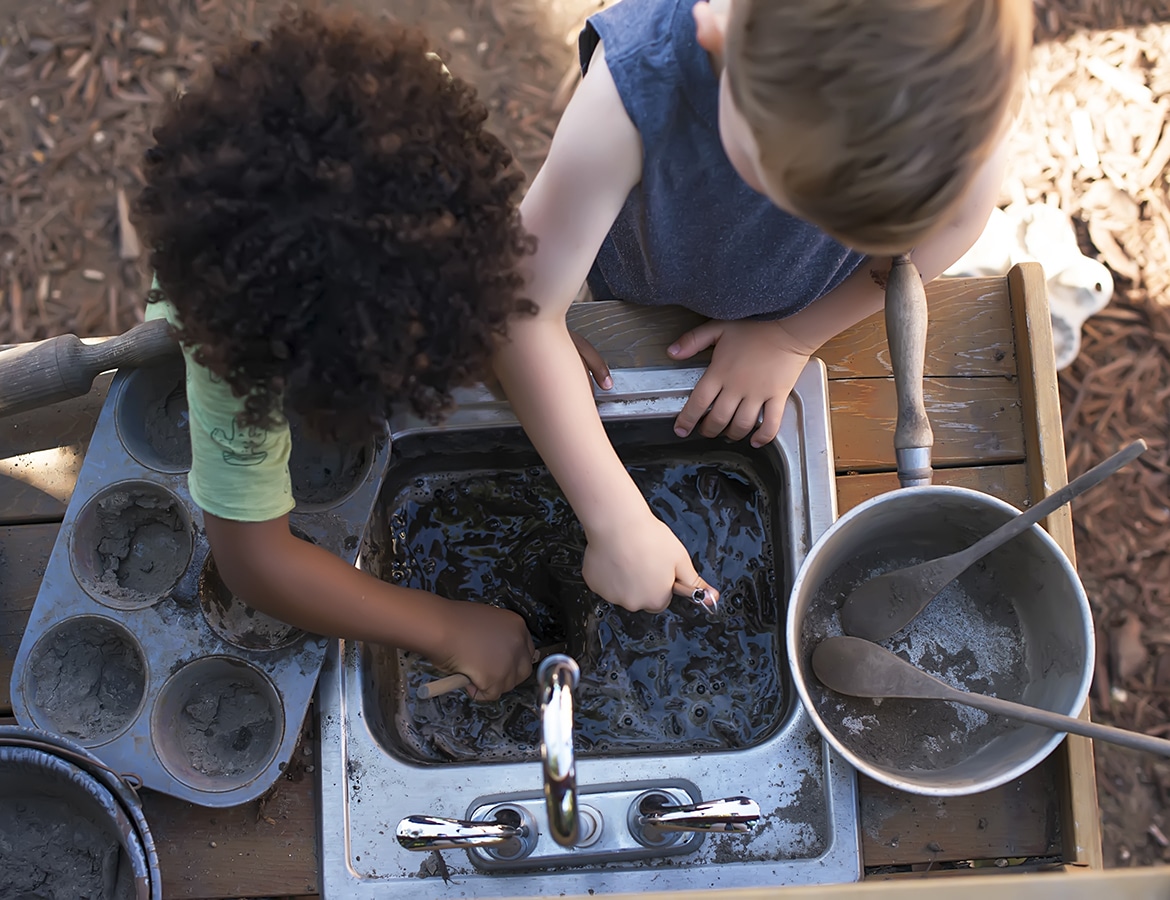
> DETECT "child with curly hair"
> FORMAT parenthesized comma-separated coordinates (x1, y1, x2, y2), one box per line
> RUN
(133, 8, 539, 700)
(494, 0, 1032, 613)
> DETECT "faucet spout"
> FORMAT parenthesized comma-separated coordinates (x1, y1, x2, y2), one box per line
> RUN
(537, 653, 580, 848)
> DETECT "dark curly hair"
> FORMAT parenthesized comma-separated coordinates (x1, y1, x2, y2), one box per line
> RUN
(133, 8, 535, 437)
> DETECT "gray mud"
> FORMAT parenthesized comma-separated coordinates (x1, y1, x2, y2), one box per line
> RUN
(84, 488, 190, 604)
(800, 544, 1027, 772)
(142, 380, 192, 469)
(177, 676, 278, 777)
(287, 413, 368, 506)
(29, 619, 145, 740)
(0, 795, 134, 900)
(199, 556, 303, 651)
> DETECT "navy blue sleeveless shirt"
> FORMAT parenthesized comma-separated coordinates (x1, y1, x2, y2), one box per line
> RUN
(581, 0, 867, 320)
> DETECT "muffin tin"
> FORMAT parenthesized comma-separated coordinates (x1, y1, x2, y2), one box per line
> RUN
(10, 357, 391, 806)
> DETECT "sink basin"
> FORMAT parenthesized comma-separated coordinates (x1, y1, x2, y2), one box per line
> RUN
(317, 362, 860, 896)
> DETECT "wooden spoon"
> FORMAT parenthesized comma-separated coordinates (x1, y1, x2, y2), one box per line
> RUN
(418, 643, 568, 700)
(811, 636, 1170, 757)
(839, 439, 1147, 643)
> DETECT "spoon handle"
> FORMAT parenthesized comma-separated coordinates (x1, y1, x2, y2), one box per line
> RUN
(950, 685, 1170, 757)
(955, 439, 1147, 566)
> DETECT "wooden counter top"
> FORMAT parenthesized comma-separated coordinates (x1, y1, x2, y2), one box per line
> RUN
(0, 263, 1101, 897)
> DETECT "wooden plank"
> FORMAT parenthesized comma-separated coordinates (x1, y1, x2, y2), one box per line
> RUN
(829, 376, 1025, 472)
(0, 374, 111, 525)
(819, 276, 1016, 379)
(1008, 261, 1103, 870)
(142, 755, 319, 898)
(0, 522, 59, 715)
(859, 762, 1063, 867)
(564, 275, 1015, 379)
(835, 463, 1030, 515)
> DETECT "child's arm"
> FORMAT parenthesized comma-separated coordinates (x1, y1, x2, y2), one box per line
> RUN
(203, 514, 535, 701)
(668, 135, 1013, 446)
(493, 43, 717, 614)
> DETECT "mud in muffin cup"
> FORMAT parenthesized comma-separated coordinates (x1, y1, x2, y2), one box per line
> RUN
(115, 358, 192, 474)
(69, 481, 194, 610)
(287, 410, 374, 511)
(198, 554, 305, 652)
(22, 615, 148, 746)
(151, 657, 284, 793)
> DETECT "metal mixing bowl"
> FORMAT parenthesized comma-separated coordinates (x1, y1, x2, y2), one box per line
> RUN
(787, 485, 1094, 796)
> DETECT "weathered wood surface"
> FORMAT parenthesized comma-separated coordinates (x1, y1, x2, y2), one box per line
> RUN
(0, 522, 58, 712)
(1009, 261, 1103, 871)
(0, 270, 1091, 892)
(565, 276, 1016, 379)
(142, 734, 319, 899)
(836, 464, 1030, 515)
(0, 373, 111, 525)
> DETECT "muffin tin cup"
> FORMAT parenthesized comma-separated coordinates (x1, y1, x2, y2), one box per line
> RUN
(9, 365, 392, 807)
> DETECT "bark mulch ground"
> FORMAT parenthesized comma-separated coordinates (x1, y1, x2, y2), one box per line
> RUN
(2, 0, 1170, 869)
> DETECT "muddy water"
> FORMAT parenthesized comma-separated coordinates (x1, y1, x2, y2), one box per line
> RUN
(376, 448, 787, 763)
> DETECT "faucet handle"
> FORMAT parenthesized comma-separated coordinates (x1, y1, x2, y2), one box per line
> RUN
(396, 813, 528, 851)
(633, 793, 761, 838)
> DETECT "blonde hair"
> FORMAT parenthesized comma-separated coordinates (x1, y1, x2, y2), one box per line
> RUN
(725, 0, 1032, 255)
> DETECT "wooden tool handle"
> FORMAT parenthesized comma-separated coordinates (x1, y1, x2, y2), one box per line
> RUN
(883, 253, 934, 486)
(417, 673, 471, 700)
(0, 318, 179, 418)
(417, 643, 569, 700)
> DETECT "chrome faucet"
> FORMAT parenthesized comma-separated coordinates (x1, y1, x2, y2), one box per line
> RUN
(537, 653, 580, 848)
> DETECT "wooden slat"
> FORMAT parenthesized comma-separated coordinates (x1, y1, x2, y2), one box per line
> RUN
(0, 374, 111, 525)
(565, 275, 1015, 379)
(835, 463, 1029, 515)
(142, 770, 319, 899)
(829, 376, 1025, 472)
(1008, 261, 1103, 870)
(859, 762, 1063, 867)
(819, 276, 1016, 379)
(0, 522, 59, 715)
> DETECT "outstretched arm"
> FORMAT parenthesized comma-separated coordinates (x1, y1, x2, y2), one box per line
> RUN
(204, 514, 535, 701)
(669, 134, 1013, 445)
(493, 43, 717, 612)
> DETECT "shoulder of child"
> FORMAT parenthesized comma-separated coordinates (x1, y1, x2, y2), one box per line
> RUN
(533, 41, 642, 205)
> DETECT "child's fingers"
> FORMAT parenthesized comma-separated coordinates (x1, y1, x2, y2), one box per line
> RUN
(569, 330, 613, 390)
(750, 397, 787, 448)
(724, 400, 764, 442)
(673, 374, 721, 436)
(698, 391, 742, 438)
(667, 320, 723, 360)
(672, 576, 720, 612)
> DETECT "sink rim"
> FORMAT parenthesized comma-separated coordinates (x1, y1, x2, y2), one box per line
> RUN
(316, 360, 862, 897)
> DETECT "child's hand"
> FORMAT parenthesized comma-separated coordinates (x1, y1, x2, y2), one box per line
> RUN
(582, 510, 719, 613)
(432, 602, 536, 701)
(570, 330, 613, 390)
(667, 319, 815, 448)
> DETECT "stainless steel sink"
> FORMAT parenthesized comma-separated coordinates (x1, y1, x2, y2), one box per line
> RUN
(317, 361, 860, 896)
